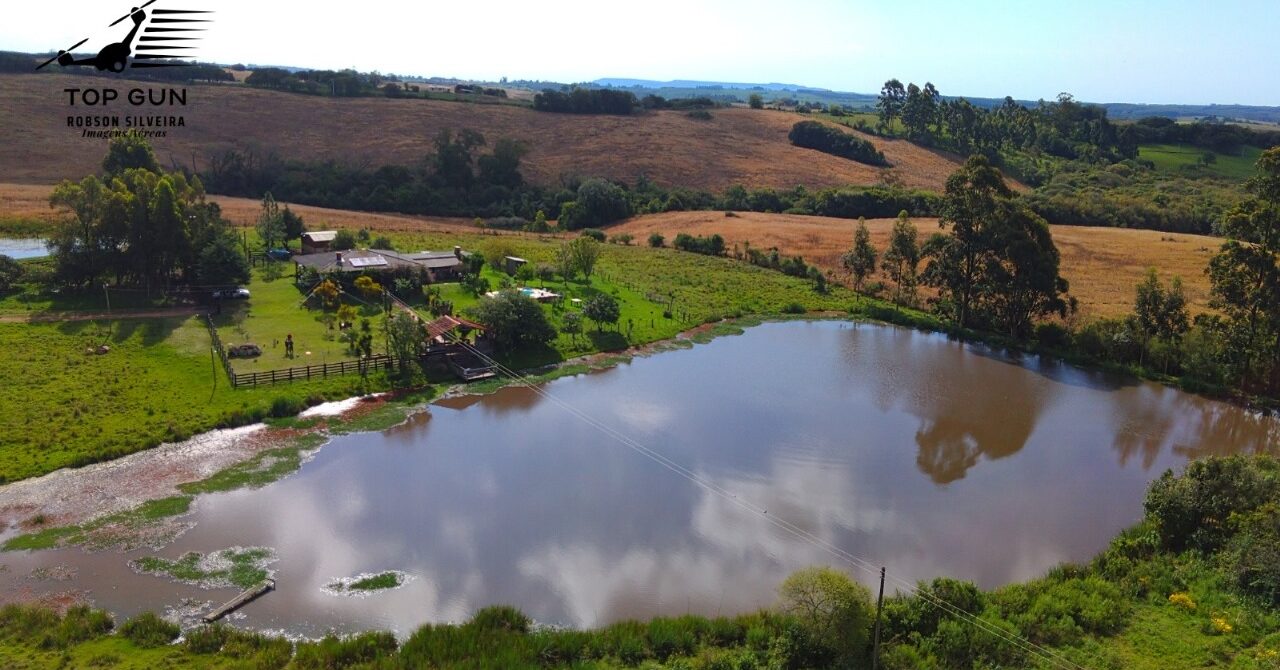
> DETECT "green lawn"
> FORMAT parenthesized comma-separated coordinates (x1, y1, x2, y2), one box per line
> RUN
(1139, 143, 1262, 181)
(211, 264, 390, 373)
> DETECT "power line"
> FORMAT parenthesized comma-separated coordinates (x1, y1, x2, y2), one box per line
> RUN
(442, 333, 1092, 670)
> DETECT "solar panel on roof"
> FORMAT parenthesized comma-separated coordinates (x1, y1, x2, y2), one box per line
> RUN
(348, 255, 388, 268)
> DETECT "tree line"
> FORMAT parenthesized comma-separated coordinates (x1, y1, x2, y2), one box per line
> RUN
(874, 82, 1137, 168)
(533, 88, 639, 115)
(45, 136, 249, 292)
(788, 120, 888, 166)
(1130, 116, 1280, 155)
(198, 143, 942, 228)
(838, 148, 1280, 399)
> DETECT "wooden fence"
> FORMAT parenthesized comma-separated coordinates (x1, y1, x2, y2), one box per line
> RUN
(204, 314, 396, 388)
(230, 355, 396, 387)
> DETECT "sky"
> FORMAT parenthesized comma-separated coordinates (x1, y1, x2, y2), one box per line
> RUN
(3, 0, 1278, 106)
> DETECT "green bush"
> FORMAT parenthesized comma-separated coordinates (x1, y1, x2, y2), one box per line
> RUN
(54, 606, 114, 648)
(780, 302, 806, 314)
(269, 395, 306, 418)
(293, 631, 398, 668)
(788, 120, 888, 166)
(118, 612, 179, 648)
(646, 617, 699, 660)
(1144, 455, 1278, 552)
(1001, 575, 1130, 646)
(467, 605, 531, 634)
(777, 566, 873, 665)
(1226, 503, 1280, 605)
(183, 624, 230, 654)
(1035, 322, 1073, 350)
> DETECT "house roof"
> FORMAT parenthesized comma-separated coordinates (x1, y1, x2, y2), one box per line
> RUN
(294, 248, 465, 273)
(425, 314, 485, 340)
(302, 231, 338, 242)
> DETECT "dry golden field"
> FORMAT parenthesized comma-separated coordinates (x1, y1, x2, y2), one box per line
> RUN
(0, 73, 965, 191)
(607, 211, 1219, 319)
(5, 183, 1217, 318)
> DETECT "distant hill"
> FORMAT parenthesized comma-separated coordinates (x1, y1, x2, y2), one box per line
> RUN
(0, 73, 965, 192)
(590, 76, 1280, 125)
(594, 78, 823, 92)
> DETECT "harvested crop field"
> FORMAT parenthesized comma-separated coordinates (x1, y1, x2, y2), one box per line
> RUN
(0, 73, 963, 191)
(608, 211, 1219, 319)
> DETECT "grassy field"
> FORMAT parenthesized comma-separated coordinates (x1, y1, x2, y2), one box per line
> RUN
(1140, 143, 1262, 181)
(607, 210, 1222, 319)
(211, 265, 392, 373)
(0, 74, 963, 192)
(0, 317, 372, 483)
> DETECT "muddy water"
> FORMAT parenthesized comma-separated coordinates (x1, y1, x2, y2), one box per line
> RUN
(2, 321, 1277, 637)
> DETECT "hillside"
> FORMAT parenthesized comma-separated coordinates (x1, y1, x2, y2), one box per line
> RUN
(607, 211, 1219, 319)
(0, 74, 963, 192)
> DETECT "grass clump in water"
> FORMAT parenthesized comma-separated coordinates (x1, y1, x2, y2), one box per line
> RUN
(130, 547, 275, 590)
(326, 570, 410, 595)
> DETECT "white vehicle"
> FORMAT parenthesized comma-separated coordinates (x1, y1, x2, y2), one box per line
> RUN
(213, 288, 251, 300)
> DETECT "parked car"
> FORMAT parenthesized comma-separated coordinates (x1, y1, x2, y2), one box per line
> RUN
(213, 287, 251, 300)
(267, 248, 292, 261)
(226, 343, 262, 358)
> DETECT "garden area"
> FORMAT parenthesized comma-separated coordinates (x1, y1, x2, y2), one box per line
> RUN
(210, 264, 391, 374)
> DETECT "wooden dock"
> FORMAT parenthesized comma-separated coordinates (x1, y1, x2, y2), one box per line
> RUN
(201, 579, 275, 623)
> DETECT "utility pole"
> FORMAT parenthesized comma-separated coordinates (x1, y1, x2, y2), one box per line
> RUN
(872, 567, 885, 670)
(102, 283, 111, 316)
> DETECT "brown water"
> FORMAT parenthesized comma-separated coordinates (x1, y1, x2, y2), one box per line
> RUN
(1, 320, 1276, 637)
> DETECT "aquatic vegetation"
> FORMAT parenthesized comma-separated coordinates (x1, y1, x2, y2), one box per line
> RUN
(325, 570, 411, 595)
(130, 547, 276, 590)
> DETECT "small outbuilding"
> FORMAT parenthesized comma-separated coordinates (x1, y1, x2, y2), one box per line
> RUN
(301, 231, 338, 253)
(503, 256, 528, 275)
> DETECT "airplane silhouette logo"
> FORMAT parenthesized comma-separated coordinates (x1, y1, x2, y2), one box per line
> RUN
(37, 1, 212, 73)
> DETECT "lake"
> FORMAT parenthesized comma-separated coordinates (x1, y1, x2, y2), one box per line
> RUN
(0, 238, 49, 260)
(0, 320, 1275, 637)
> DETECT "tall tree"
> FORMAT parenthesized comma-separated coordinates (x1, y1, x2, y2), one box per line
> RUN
(923, 155, 1012, 329)
(1133, 268, 1189, 367)
(555, 242, 577, 283)
(1206, 147, 1280, 391)
(980, 204, 1071, 337)
(876, 79, 906, 134)
(882, 211, 920, 305)
(256, 192, 285, 251)
(568, 236, 602, 280)
(923, 155, 1069, 336)
(102, 133, 159, 176)
(582, 293, 621, 332)
(280, 206, 305, 248)
(842, 217, 877, 290)
(198, 232, 251, 286)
